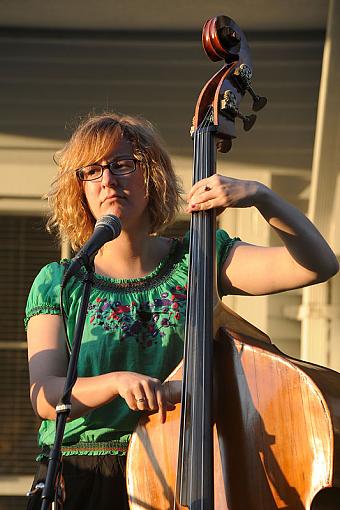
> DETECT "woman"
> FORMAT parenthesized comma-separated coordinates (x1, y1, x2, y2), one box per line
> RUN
(25, 112, 338, 509)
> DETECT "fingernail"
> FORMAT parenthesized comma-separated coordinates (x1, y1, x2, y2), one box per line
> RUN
(186, 204, 196, 213)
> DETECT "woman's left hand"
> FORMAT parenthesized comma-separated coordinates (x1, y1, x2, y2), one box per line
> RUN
(185, 174, 338, 296)
(186, 174, 262, 215)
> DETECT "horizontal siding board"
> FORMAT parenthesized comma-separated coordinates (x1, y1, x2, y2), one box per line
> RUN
(0, 56, 322, 79)
(0, 29, 323, 167)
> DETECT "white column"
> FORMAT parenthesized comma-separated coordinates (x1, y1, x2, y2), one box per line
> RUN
(301, 0, 340, 367)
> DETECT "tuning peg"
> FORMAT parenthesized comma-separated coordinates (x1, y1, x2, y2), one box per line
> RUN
(233, 64, 267, 112)
(247, 87, 267, 112)
(237, 112, 257, 131)
(220, 90, 257, 131)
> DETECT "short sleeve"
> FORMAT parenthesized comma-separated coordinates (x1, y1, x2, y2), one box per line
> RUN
(24, 262, 65, 329)
(216, 229, 240, 271)
(216, 230, 240, 295)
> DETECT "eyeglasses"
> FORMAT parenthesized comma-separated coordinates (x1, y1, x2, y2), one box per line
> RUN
(77, 158, 137, 181)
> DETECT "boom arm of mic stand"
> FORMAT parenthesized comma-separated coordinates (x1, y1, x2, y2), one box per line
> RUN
(41, 263, 94, 510)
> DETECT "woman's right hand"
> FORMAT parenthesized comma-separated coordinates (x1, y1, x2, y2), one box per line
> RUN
(27, 314, 175, 423)
(113, 371, 175, 423)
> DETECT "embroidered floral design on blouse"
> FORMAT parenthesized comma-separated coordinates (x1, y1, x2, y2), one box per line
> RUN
(87, 284, 187, 348)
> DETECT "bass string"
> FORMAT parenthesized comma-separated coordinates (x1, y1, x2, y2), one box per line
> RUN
(176, 113, 216, 507)
(192, 124, 217, 505)
(198, 125, 215, 506)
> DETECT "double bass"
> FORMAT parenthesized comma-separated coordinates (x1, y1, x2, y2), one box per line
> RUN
(126, 15, 340, 509)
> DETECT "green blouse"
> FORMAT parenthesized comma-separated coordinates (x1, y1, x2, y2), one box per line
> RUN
(25, 230, 238, 457)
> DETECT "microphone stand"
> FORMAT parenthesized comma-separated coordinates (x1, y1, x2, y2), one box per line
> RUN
(40, 260, 94, 510)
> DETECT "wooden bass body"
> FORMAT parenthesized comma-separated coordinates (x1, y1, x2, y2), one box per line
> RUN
(126, 303, 340, 509)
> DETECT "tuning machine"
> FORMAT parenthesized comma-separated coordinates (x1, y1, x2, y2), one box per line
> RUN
(233, 63, 267, 112)
(220, 90, 256, 131)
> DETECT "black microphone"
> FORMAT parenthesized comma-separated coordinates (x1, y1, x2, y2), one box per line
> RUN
(62, 214, 122, 287)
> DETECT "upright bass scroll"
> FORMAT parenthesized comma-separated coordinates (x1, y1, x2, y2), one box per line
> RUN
(192, 15, 267, 153)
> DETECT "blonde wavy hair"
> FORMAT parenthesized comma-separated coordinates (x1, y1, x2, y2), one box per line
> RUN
(48, 112, 183, 251)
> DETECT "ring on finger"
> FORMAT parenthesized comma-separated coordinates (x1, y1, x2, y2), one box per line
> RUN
(136, 397, 147, 403)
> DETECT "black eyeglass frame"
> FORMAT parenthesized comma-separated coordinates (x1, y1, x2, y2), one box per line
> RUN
(76, 158, 137, 181)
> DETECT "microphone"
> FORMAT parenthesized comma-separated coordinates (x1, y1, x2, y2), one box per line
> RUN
(62, 214, 122, 287)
